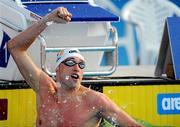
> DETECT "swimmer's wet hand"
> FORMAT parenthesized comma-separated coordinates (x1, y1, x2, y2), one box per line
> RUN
(45, 7, 72, 24)
(57, 7, 72, 22)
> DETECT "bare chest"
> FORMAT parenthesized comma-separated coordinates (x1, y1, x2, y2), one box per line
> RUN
(38, 99, 100, 127)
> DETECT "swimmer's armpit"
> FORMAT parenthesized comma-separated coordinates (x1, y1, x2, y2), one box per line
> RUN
(48, 79, 57, 95)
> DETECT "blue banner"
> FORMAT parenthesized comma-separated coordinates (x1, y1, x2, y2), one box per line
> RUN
(157, 93, 180, 114)
(0, 32, 11, 68)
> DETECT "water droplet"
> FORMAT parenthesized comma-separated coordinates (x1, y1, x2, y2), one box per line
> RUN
(65, 76, 69, 80)
(112, 116, 117, 123)
(51, 120, 54, 124)
(76, 96, 81, 102)
(88, 85, 91, 91)
(59, 117, 64, 123)
(41, 104, 45, 108)
(63, 99, 67, 103)
(108, 89, 112, 94)
(55, 114, 58, 118)
(57, 82, 61, 87)
(46, 21, 54, 26)
(42, 65, 45, 69)
(29, 74, 32, 77)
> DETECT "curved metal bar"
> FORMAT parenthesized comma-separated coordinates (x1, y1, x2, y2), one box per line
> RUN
(38, 35, 46, 71)
(39, 26, 118, 77)
(45, 46, 116, 52)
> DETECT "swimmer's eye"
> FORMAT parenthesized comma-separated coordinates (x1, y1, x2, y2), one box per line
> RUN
(62, 60, 85, 69)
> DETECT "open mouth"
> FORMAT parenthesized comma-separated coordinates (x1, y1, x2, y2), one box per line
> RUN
(71, 74, 79, 79)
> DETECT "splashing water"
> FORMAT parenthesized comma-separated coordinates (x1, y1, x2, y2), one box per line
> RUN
(56, 82, 61, 88)
(110, 117, 117, 125)
(29, 74, 32, 77)
(50, 120, 55, 125)
(88, 85, 91, 91)
(65, 76, 70, 80)
(75, 105, 79, 108)
(41, 104, 45, 108)
(46, 21, 54, 26)
(76, 96, 82, 102)
(48, 8, 52, 12)
(63, 99, 67, 104)
(112, 117, 117, 122)
(108, 89, 113, 94)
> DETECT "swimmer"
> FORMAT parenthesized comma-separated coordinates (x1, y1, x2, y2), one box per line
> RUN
(8, 7, 143, 127)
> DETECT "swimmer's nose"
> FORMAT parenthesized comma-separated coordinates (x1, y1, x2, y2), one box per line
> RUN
(73, 63, 81, 71)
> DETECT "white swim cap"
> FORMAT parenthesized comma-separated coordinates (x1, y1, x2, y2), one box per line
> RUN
(55, 48, 85, 69)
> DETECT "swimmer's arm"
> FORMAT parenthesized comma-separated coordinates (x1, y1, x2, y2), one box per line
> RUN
(8, 7, 72, 92)
(7, 19, 47, 92)
(98, 94, 143, 127)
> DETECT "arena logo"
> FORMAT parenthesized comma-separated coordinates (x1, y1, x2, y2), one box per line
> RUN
(157, 93, 180, 114)
(0, 31, 11, 68)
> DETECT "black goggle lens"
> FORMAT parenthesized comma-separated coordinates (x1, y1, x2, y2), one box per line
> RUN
(62, 60, 85, 69)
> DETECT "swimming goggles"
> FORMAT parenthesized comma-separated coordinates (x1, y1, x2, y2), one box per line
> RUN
(62, 60, 85, 69)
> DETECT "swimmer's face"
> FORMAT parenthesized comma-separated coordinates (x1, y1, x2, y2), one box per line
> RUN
(56, 57, 85, 89)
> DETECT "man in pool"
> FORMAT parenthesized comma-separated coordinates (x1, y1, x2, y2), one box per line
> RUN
(8, 7, 143, 127)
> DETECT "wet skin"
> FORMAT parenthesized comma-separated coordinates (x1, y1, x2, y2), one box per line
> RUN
(37, 73, 103, 127)
(37, 57, 102, 127)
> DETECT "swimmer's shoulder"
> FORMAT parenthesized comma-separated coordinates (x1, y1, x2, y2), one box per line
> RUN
(80, 85, 106, 104)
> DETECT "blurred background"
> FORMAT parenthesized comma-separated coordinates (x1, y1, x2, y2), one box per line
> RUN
(93, 0, 180, 66)
(0, 1, 180, 126)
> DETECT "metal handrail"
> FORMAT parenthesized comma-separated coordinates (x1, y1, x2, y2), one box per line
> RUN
(0, 3, 118, 77)
(45, 46, 116, 52)
(39, 26, 118, 77)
